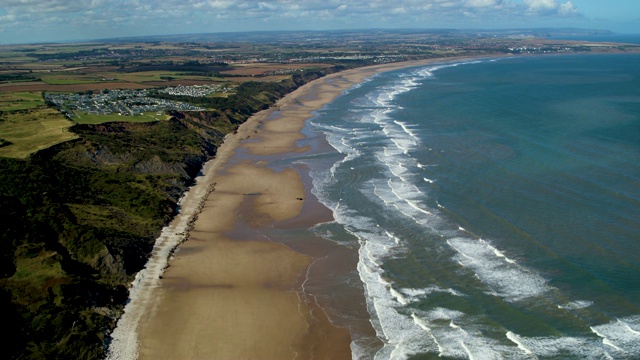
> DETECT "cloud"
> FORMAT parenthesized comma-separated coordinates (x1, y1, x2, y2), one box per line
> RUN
(558, 2, 579, 16)
(524, 0, 578, 16)
(0, 0, 579, 22)
(206, 0, 235, 9)
(0, 0, 590, 43)
(1, 0, 104, 14)
(465, 0, 504, 8)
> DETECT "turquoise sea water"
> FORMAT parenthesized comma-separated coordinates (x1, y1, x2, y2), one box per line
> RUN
(300, 53, 640, 359)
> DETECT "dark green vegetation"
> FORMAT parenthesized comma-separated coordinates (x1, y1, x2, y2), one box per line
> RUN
(0, 73, 40, 83)
(0, 66, 339, 359)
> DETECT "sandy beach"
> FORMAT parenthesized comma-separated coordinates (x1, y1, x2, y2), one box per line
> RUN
(108, 57, 486, 360)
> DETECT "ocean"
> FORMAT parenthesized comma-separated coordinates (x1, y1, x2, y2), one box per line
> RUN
(294, 53, 640, 359)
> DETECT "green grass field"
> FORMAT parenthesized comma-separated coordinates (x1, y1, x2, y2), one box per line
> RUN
(0, 49, 38, 62)
(40, 74, 105, 85)
(108, 71, 223, 83)
(72, 111, 167, 124)
(29, 44, 110, 55)
(11, 250, 67, 284)
(0, 91, 44, 111)
(0, 56, 38, 63)
(0, 107, 78, 158)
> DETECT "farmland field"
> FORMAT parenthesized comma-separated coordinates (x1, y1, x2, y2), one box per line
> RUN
(0, 107, 77, 158)
(40, 74, 106, 85)
(0, 82, 151, 93)
(108, 71, 224, 83)
(72, 111, 168, 124)
(0, 91, 43, 111)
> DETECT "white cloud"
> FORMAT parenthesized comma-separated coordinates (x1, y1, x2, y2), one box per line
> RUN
(524, 0, 556, 11)
(466, 0, 503, 8)
(524, 0, 578, 16)
(559, 2, 578, 16)
(0, 0, 581, 23)
(0, 0, 591, 44)
(258, 2, 278, 11)
(391, 7, 408, 14)
(206, 0, 235, 9)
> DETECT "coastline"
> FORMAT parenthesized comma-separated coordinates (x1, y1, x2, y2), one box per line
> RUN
(107, 55, 503, 360)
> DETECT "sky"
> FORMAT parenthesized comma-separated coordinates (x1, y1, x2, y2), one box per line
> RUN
(0, 0, 639, 44)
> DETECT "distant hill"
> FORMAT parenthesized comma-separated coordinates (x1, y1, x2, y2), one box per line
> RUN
(95, 27, 616, 44)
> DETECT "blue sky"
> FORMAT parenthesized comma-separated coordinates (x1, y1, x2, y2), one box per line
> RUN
(1, 0, 639, 44)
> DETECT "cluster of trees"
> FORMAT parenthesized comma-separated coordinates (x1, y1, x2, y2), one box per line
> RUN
(121, 61, 228, 74)
(0, 73, 39, 83)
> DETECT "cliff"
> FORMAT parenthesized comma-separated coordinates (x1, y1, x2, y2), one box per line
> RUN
(0, 67, 342, 359)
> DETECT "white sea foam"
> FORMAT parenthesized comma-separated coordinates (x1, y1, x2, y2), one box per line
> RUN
(558, 300, 594, 310)
(376, 119, 418, 149)
(386, 179, 434, 221)
(373, 285, 465, 307)
(319, 128, 364, 183)
(390, 286, 409, 305)
(447, 237, 551, 302)
(416, 69, 434, 77)
(591, 316, 640, 355)
(428, 307, 466, 321)
(411, 314, 444, 354)
(394, 120, 419, 140)
(378, 157, 409, 182)
(384, 230, 403, 246)
(411, 310, 528, 360)
(406, 198, 432, 216)
(315, 189, 442, 359)
(506, 331, 534, 355)
(340, 74, 376, 95)
(367, 173, 441, 233)
(401, 286, 463, 301)
(353, 228, 440, 359)
(331, 184, 515, 360)
(505, 332, 616, 359)
(390, 138, 414, 154)
(486, 240, 517, 264)
(370, 181, 392, 207)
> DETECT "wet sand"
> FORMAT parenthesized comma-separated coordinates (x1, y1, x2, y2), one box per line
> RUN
(125, 58, 485, 359)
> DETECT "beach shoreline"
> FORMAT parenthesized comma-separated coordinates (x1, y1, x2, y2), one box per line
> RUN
(107, 55, 505, 360)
